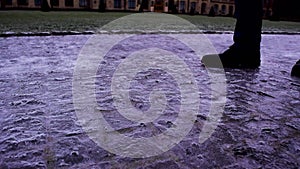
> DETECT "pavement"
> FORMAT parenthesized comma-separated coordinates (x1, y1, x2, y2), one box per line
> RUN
(0, 34, 300, 169)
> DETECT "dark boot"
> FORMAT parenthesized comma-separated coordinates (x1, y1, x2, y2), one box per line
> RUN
(202, 45, 260, 69)
(291, 60, 300, 77)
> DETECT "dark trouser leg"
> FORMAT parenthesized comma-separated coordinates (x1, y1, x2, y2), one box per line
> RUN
(233, 0, 263, 50)
(201, 0, 263, 68)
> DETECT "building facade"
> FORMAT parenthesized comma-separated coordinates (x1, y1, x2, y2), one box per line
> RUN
(7, 0, 298, 20)
(0, 0, 237, 16)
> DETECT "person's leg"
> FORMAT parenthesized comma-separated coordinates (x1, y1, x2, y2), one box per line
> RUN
(233, 0, 262, 50)
(202, 0, 263, 68)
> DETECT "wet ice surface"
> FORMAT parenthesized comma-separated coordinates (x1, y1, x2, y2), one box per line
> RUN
(0, 34, 300, 168)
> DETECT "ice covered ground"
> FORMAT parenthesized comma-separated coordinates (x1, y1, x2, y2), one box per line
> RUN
(0, 34, 299, 168)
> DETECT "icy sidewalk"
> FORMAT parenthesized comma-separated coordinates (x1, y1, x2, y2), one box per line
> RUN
(0, 34, 299, 168)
